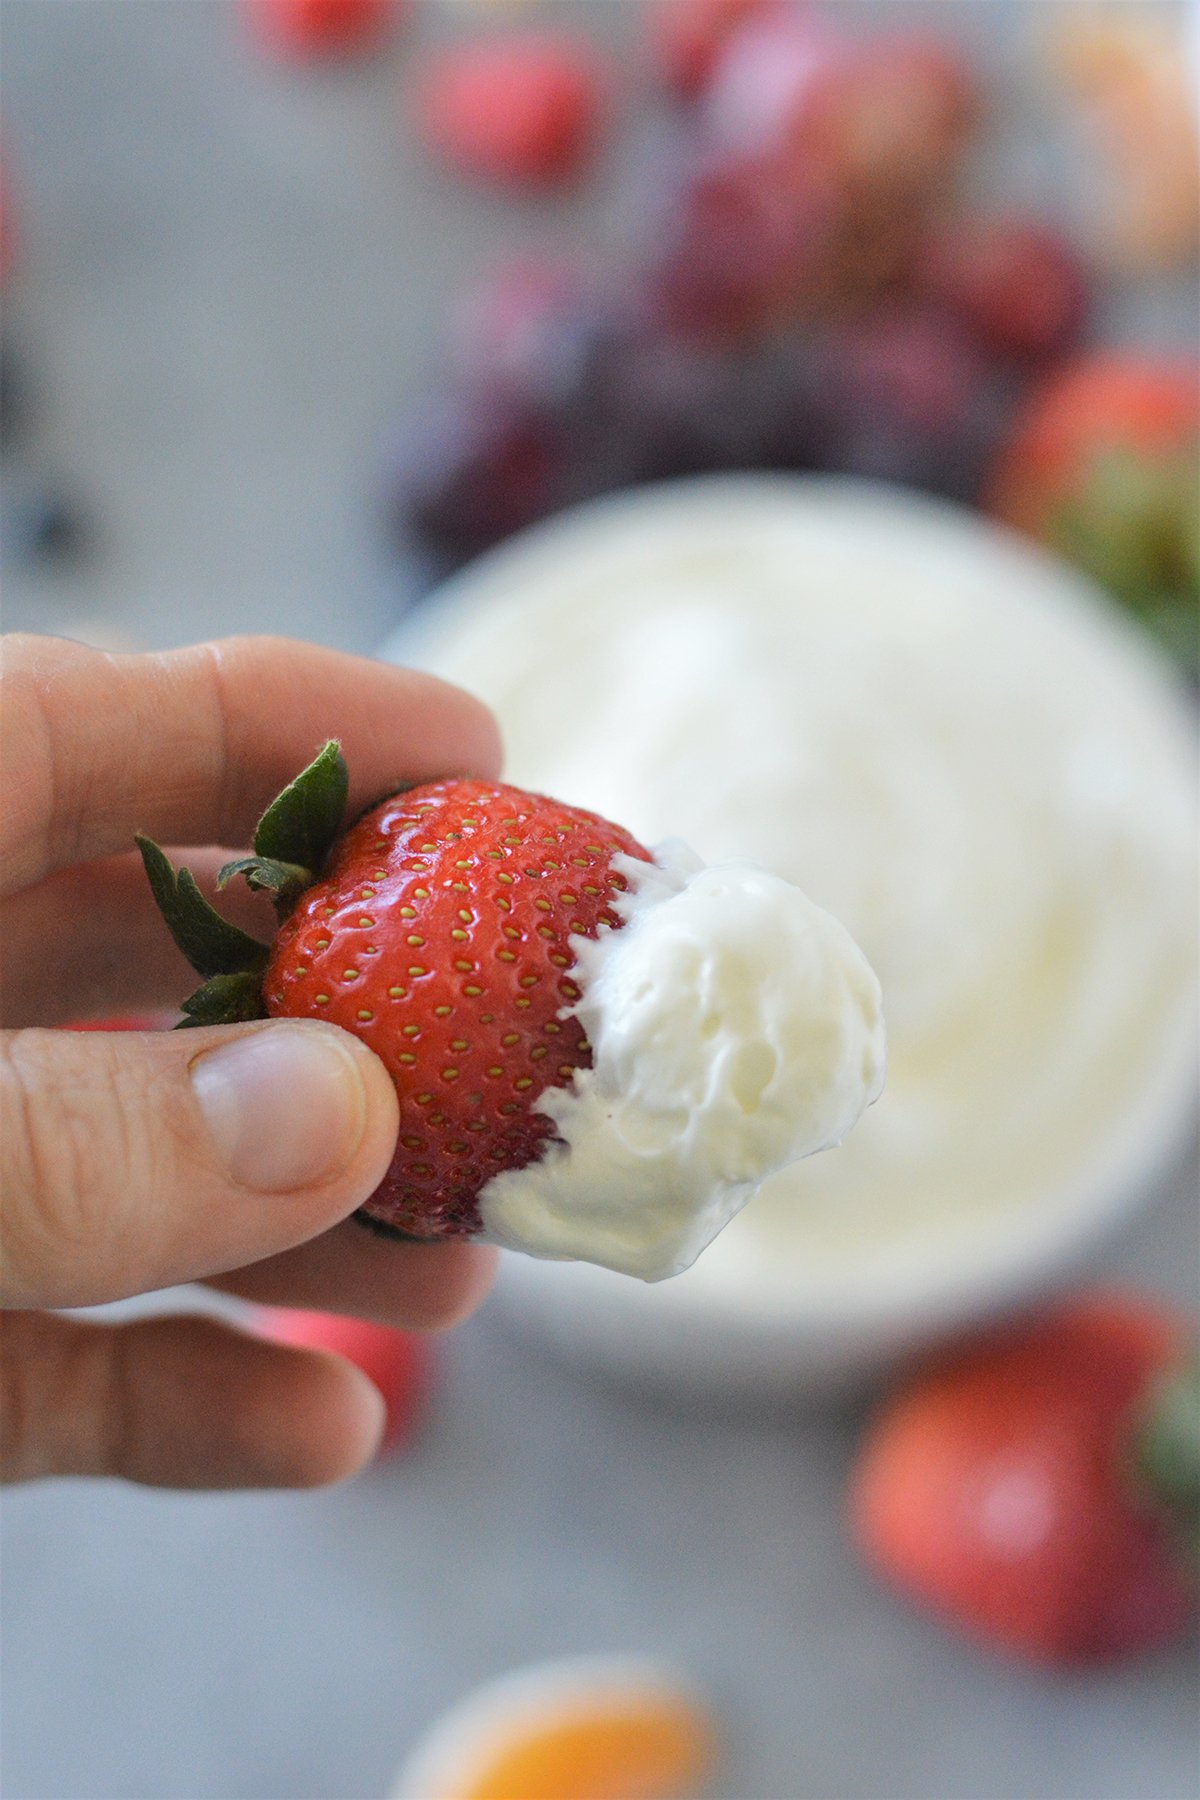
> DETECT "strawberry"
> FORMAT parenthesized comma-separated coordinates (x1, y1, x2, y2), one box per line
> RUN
(987, 355, 1199, 666)
(243, 0, 397, 59)
(417, 36, 604, 190)
(138, 743, 650, 1241)
(851, 1293, 1199, 1664)
(253, 1308, 429, 1452)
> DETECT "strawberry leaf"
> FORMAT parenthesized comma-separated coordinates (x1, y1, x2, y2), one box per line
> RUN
(177, 971, 269, 1028)
(137, 835, 271, 979)
(253, 740, 348, 875)
(218, 855, 312, 917)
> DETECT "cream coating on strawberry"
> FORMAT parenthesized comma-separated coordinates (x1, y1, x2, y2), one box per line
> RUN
(478, 841, 885, 1280)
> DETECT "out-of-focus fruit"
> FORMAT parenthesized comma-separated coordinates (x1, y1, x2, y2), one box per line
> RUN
(1049, 13, 1200, 274)
(417, 36, 604, 188)
(924, 218, 1090, 363)
(647, 152, 839, 341)
(707, 15, 976, 211)
(822, 306, 1005, 503)
(851, 1292, 1199, 1664)
(802, 35, 977, 207)
(254, 1309, 430, 1453)
(649, 0, 770, 102)
(390, 1656, 716, 1800)
(594, 324, 800, 481)
(384, 389, 569, 570)
(988, 354, 1199, 661)
(244, 0, 397, 58)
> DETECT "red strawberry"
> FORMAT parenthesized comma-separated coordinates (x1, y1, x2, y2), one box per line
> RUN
(924, 217, 1090, 364)
(851, 1293, 1199, 1664)
(253, 1308, 429, 1452)
(417, 36, 604, 189)
(987, 355, 1199, 664)
(244, 0, 397, 59)
(138, 744, 651, 1241)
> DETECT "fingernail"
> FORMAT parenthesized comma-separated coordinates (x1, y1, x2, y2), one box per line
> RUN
(191, 1025, 369, 1191)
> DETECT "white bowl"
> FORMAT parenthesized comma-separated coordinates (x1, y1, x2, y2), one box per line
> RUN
(383, 476, 1198, 1397)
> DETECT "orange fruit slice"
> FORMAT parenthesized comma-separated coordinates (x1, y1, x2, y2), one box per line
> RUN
(391, 1657, 716, 1800)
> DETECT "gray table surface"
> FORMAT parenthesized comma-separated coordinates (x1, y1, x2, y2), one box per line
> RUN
(2, 5, 1198, 1798)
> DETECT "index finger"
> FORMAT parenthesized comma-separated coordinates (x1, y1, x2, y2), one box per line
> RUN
(2, 634, 502, 894)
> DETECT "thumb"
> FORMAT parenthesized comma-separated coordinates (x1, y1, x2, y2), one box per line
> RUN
(1, 1021, 399, 1308)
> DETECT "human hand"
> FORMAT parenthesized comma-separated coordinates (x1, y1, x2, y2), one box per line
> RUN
(0, 633, 500, 1490)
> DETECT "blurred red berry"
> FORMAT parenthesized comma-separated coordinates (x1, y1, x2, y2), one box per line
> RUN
(648, 152, 839, 341)
(418, 37, 603, 189)
(852, 1293, 1198, 1664)
(255, 1310, 430, 1453)
(244, 0, 396, 59)
(650, 0, 772, 102)
(925, 218, 1090, 363)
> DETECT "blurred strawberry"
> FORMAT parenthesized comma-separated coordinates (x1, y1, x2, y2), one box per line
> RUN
(255, 1309, 430, 1454)
(417, 36, 604, 190)
(924, 218, 1090, 363)
(244, 0, 397, 59)
(988, 354, 1199, 663)
(649, 0, 773, 102)
(852, 1292, 1199, 1664)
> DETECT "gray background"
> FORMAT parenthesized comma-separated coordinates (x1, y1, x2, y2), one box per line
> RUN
(2, 4, 1198, 1798)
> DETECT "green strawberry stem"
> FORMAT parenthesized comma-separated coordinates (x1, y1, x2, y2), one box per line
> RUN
(136, 740, 349, 1029)
(1132, 1353, 1200, 1575)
